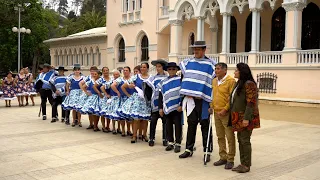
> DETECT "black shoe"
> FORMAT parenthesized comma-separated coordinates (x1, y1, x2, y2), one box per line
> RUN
(61, 118, 65, 123)
(51, 118, 56, 123)
(162, 140, 168, 146)
(131, 137, 137, 143)
(179, 151, 193, 158)
(174, 145, 181, 153)
(65, 120, 70, 125)
(42, 115, 47, 120)
(117, 129, 121, 134)
(214, 159, 227, 166)
(87, 125, 94, 130)
(149, 140, 155, 147)
(204, 154, 211, 163)
(112, 130, 117, 135)
(165, 145, 174, 151)
(225, 162, 234, 170)
(127, 131, 133, 136)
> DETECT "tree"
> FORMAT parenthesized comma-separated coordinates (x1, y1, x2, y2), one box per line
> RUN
(80, 0, 106, 16)
(72, 0, 83, 15)
(67, 11, 77, 20)
(57, 0, 68, 16)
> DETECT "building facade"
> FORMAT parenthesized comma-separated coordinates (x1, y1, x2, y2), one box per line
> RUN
(46, 0, 320, 103)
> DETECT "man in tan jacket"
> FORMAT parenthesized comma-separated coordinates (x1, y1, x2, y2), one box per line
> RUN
(209, 62, 236, 169)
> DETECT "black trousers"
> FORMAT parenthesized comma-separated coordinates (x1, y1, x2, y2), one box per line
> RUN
(40, 89, 54, 116)
(149, 112, 166, 141)
(185, 99, 213, 153)
(52, 96, 69, 119)
(166, 110, 182, 144)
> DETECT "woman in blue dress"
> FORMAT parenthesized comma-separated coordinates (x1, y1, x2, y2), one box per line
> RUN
(80, 69, 101, 131)
(2, 71, 16, 107)
(120, 63, 151, 143)
(113, 66, 134, 137)
(103, 70, 121, 134)
(62, 64, 84, 126)
(95, 67, 112, 133)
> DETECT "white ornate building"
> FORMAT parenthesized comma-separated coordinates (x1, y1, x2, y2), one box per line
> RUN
(45, 0, 320, 104)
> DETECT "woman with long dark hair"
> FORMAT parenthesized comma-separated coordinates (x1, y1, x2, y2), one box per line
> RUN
(229, 63, 260, 173)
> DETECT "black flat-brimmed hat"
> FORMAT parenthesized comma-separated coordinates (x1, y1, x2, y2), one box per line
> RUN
(73, 64, 81, 69)
(151, 59, 168, 67)
(189, 41, 207, 48)
(164, 62, 180, 71)
(55, 66, 68, 71)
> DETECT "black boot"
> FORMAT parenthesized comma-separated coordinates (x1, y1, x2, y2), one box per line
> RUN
(149, 140, 155, 147)
(42, 115, 47, 120)
(165, 144, 174, 151)
(174, 145, 181, 153)
(51, 117, 56, 123)
(179, 151, 193, 158)
(162, 140, 168, 146)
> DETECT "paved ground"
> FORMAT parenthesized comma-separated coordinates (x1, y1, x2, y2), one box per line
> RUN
(0, 97, 319, 180)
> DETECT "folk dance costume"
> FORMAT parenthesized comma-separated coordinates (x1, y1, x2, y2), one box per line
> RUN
(62, 75, 84, 111)
(97, 76, 113, 116)
(1, 77, 16, 101)
(79, 78, 101, 115)
(50, 66, 69, 123)
(15, 74, 28, 96)
(26, 73, 37, 96)
(146, 60, 168, 146)
(118, 74, 151, 121)
(34, 64, 56, 120)
(157, 69, 183, 153)
(179, 41, 216, 162)
(105, 77, 132, 120)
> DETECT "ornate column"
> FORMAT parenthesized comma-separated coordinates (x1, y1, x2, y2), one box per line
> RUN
(196, 16, 205, 41)
(221, 12, 231, 54)
(169, 19, 183, 56)
(250, 8, 261, 52)
(210, 27, 218, 54)
(282, 2, 306, 51)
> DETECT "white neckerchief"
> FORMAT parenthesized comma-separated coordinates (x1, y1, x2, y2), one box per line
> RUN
(217, 74, 227, 86)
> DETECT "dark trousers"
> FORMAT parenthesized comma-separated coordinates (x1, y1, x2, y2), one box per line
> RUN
(52, 96, 69, 119)
(237, 129, 252, 167)
(40, 89, 54, 116)
(149, 112, 166, 141)
(185, 99, 213, 153)
(166, 110, 182, 144)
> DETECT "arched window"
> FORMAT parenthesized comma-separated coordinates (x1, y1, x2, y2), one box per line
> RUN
(271, 7, 286, 51)
(230, 16, 237, 53)
(245, 13, 262, 52)
(188, 32, 195, 55)
(141, 35, 149, 61)
(119, 38, 126, 62)
(302, 3, 320, 50)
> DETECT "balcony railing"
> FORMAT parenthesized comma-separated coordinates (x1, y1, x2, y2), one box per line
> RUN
(297, 50, 320, 64)
(227, 53, 249, 64)
(257, 51, 282, 64)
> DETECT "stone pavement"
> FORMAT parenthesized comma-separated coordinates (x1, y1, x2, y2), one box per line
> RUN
(0, 98, 319, 180)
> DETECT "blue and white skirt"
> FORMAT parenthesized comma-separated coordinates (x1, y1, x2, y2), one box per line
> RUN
(62, 89, 82, 110)
(116, 96, 130, 120)
(99, 96, 109, 116)
(79, 94, 100, 115)
(104, 96, 121, 120)
(117, 93, 151, 121)
(74, 91, 89, 111)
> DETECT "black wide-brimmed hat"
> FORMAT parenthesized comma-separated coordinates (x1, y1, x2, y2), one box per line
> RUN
(151, 59, 168, 67)
(55, 66, 68, 71)
(73, 64, 81, 69)
(43, 63, 51, 68)
(164, 62, 180, 71)
(189, 41, 207, 48)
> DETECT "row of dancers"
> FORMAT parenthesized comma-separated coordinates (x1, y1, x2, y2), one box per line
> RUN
(37, 60, 183, 152)
(0, 67, 37, 107)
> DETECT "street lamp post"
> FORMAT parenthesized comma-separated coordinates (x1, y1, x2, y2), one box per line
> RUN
(12, 3, 31, 71)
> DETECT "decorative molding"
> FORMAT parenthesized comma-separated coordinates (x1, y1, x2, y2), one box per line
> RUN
(181, 4, 194, 20)
(125, 46, 136, 52)
(107, 47, 114, 54)
(230, 0, 249, 14)
(149, 44, 157, 51)
(205, 0, 220, 17)
(282, 2, 306, 12)
(195, 16, 206, 20)
(169, 19, 184, 26)
(221, 12, 232, 16)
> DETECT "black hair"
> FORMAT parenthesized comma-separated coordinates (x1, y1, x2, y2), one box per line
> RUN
(141, 62, 149, 69)
(134, 65, 141, 72)
(7, 71, 13, 75)
(236, 63, 256, 95)
(102, 67, 109, 71)
(90, 66, 98, 71)
(123, 66, 131, 72)
(215, 62, 228, 69)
